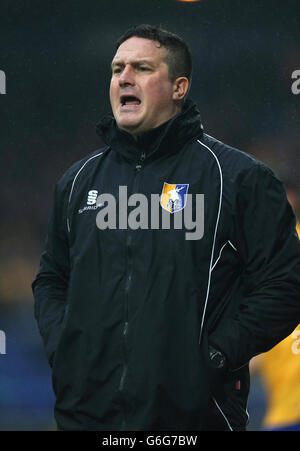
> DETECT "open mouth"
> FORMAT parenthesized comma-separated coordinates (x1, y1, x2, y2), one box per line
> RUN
(120, 95, 141, 106)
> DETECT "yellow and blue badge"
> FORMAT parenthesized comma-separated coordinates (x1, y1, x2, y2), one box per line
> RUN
(160, 183, 189, 213)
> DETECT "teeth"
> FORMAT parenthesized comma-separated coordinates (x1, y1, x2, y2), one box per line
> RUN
(121, 96, 140, 105)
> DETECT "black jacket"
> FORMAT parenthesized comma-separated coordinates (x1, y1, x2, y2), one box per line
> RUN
(32, 99, 300, 431)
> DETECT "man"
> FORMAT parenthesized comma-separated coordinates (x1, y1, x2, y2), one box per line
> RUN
(32, 24, 300, 431)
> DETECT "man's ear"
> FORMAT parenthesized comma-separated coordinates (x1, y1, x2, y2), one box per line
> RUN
(172, 77, 189, 101)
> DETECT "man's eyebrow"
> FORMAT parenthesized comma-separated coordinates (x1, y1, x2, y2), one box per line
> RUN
(111, 60, 122, 68)
(111, 59, 156, 68)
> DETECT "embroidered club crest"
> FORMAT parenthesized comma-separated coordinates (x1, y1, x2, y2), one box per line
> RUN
(160, 183, 189, 213)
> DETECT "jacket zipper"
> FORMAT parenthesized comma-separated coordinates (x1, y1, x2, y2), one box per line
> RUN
(119, 151, 146, 430)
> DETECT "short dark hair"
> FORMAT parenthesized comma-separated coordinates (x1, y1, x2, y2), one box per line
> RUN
(115, 24, 192, 84)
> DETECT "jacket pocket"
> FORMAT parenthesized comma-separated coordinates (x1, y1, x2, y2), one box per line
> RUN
(219, 367, 250, 430)
(201, 326, 234, 430)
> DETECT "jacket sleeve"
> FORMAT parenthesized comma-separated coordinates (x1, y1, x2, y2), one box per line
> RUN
(32, 180, 70, 367)
(210, 163, 300, 371)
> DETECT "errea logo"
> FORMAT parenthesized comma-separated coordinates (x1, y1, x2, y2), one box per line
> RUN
(87, 190, 98, 205)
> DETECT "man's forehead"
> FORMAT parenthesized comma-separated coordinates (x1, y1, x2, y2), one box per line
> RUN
(112, 37, 167, 64)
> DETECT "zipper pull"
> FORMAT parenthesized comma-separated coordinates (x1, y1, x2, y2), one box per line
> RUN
(135, 152, 146, 171)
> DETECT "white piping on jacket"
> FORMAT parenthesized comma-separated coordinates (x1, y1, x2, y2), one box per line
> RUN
(228, 240, 237, 252)
(197, 139, 223, 341)
(213, 397, 234, 431)
(67, 151, 105, 232)
(211, 240, 238, 272)
(196, 139, 234, 432)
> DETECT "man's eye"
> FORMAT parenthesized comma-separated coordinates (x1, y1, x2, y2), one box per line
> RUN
(112, 67, 122, 74)
(139, 66, 150, 71)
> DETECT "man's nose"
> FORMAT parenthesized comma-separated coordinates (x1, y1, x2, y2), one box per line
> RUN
(119, 65, 135, 86)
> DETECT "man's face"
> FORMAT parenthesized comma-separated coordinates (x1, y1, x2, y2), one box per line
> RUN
(110, 37, 180, 137)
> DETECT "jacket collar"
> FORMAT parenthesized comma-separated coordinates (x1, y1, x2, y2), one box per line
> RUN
(96, 98, 203, 164)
